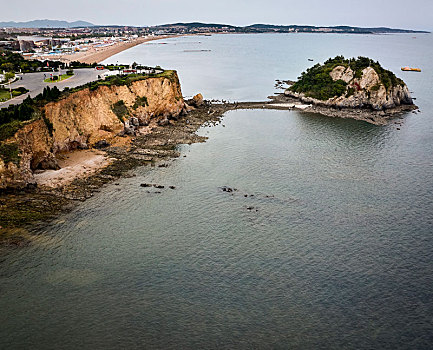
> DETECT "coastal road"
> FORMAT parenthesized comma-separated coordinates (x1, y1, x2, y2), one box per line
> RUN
(0, 68, 107, 108)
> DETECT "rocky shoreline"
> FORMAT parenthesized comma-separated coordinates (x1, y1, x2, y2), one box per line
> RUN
(279, 56, 421, 125)
(0, 101, 242, 245)
(0, 93, 421, 245)
(269, 93, 419, 125)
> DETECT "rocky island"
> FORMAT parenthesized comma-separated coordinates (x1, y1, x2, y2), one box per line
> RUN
(278, 56, 418, 124)
(0, 57, 421, 242)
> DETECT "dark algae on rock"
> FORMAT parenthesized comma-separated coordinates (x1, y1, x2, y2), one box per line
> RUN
(0, 57, 420, 243)
(0, 98, 229, 244)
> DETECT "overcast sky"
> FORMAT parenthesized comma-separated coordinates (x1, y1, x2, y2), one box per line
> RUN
(1, 0, 432, 31)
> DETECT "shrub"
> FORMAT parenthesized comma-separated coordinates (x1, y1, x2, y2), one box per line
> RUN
(111, 100, 129, 122)
(0, 142, 20, 165)
(42, 114, 54, 137)
(290, 56, 404, 100)
(290, 63, 348, 100)
(0, 120, 25, 142)
(15, 87, 28, 94)
(41, 86, 61, 101)
(0, 98, 36, 126)
(370, 84, 381, 92)
(132, 96, 148, 109)
(346, 87, 355, 98)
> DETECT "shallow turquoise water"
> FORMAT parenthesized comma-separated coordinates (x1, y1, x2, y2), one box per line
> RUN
(1, 34, 433, 349)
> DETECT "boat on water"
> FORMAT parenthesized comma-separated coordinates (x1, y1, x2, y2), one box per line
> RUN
(401, 67, 421, 72)
(308, 58, 314, 61)
(184, 49, 211, 52)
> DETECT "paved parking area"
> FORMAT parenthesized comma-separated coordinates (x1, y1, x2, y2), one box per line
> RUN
(0, 68, 107, 108)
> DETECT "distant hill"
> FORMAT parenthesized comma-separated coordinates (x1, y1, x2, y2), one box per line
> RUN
(0, 20, 428, 33)
(239, 23, 429, 34)
(153, 22, 429, 34)
(0, 20, 95, 28)
(158, 22, 237, 29)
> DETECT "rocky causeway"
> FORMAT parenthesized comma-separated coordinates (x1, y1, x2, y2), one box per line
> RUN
(0, 57, 419, 243)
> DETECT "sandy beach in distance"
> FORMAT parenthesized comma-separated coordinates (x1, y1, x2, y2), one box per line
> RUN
(58, 35, 180, 64)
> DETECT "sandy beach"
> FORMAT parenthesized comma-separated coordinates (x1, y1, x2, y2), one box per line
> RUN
(33, 149, 112, 188)
(57, 35, 179, 64)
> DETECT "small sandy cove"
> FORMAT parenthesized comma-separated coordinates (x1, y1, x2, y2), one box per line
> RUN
(34, 149, 112, 188)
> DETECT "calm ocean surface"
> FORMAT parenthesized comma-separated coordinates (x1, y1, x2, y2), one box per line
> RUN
(1, 34, 433, 349)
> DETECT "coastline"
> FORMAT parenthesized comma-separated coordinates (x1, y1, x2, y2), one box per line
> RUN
(0, 96, 419, 245)
(269, 94, 419, 125)
(0, 100, 283, 244)
(0, 43, 421, 242)
(0, 102, 223, 244)
(55, 35, 182, 64)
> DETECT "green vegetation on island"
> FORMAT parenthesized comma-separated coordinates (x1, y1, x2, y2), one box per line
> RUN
(289, 56, 405, 101)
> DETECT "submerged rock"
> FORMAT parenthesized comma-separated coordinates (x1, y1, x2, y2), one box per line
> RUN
(220, 186, 238, 193)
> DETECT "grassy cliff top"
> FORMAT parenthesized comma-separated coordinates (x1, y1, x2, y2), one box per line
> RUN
(289, 56, 404, 101)
(70, 70, 178, 93)
(0, 69, 179, 165)
(0, 70, 178, 143)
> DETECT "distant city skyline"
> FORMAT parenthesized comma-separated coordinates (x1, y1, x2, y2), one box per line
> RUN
(1, 0, 432, 31)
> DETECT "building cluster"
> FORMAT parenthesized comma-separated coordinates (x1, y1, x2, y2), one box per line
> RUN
(151, 24, 237, 35)
(0, 26, 149, 56)
(0, 22, 377, 59)
(0, 28, 143, 61)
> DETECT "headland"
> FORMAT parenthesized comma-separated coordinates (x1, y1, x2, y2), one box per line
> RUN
(0, 55, 419, 243)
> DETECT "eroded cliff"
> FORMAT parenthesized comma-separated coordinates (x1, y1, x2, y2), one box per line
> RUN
(0, 72, 187, 189)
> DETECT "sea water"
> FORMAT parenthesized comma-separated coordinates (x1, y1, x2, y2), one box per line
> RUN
(1, 33, 432, 349)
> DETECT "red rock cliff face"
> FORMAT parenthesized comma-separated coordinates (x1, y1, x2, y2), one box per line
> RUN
(0, 73, 186, 189)
(0, 119, 54, 189)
